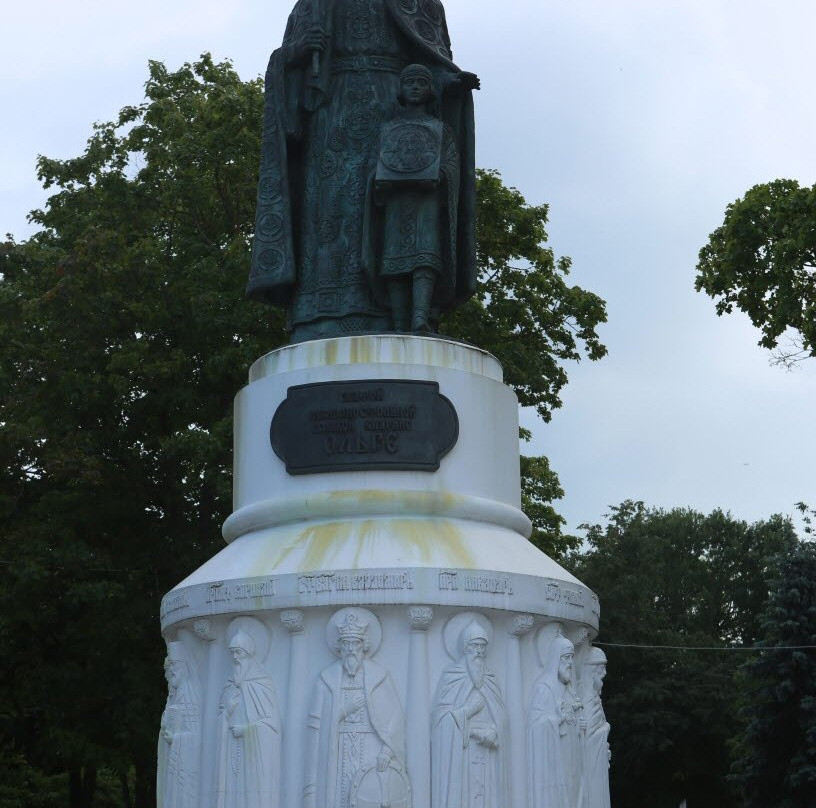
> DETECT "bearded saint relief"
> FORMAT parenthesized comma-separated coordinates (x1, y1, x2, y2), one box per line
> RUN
(157, 641, 201, 808)
(304, 608, 410, 808)
(579, 647, 611, 808)
(527, 628, 584, 808)
(215, 627, 282, 808)
(431, 613, 507, 808)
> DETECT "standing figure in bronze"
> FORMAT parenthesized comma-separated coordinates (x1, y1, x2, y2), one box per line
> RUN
(366, 63, 461, 332)
(247, 0, 479, 343)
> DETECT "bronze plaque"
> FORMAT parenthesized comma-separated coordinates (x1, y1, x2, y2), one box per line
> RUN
(270, 379, 459, 474)
(376, 119, 443, 184)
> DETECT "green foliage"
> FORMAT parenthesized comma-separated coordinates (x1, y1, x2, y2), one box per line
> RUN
(445, 169, 607, 421)
(0, 55, 604, 805)
(0, 754, 64, 808)
(1, 56, 275, 805)
(730, 541, 816, 808)
(520, 455, 579, 559)
(696, 179, 816, 361)
(569, 501, 800, 808)
(795, 501, 815, 536)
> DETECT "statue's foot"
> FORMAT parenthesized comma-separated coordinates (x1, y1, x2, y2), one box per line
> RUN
(411, 315, 433, 333)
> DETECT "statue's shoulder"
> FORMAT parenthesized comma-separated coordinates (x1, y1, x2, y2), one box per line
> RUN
(385, 0, 455, 66)
(530, 675, 559, 705)
(253, 671, 279, 691)
(218, 679, 237, 706)
(319, 659, 342, 688)
(440, 661, 466, 678)
(288, 0, 312, 20)
(282, 0, 313, 44)
(363, 659, 389, 684)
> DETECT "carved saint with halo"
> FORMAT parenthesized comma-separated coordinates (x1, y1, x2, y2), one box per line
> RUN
(432, 614, 507, 808)
(304, 608, 410, 808)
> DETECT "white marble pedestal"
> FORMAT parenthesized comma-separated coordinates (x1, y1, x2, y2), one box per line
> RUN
(158, 335, 610, 808)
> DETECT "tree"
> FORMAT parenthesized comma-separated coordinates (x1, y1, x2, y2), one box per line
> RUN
(695, 179, 816, 366)
(0, 753, 64, 808)
(730, 541, 816, 808)
(569, 501, 800, 808)
(520, 455, 580, 559)
(0, 55, 606, 806)
(444, 168, 607, 420)
(795, 500, 815, 537)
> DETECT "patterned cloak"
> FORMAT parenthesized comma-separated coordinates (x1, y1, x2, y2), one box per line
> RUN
(247, 0, 476, 311)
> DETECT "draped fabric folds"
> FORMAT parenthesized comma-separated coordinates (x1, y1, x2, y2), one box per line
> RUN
(247, 0, 476, 341)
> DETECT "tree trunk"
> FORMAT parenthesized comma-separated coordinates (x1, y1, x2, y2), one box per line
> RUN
(84, 767, 97, 808)
(134, 759, 157, 808)
(69, 768, 82, 808)
(69, 766, 97, 808)
(120, 770, 133, 808)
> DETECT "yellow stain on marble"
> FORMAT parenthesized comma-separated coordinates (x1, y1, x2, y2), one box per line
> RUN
(301, 521, 353, 569)
(327, 489, 463, 513)
(250, 334, 502, 381)
(245, 516, 476, 576)
(324, 339, 340, 367)
(381, 519, 473, 566)
(301, 518, 473, 571)
(246, 532, 298, 577)
(348, 337, 376, 366)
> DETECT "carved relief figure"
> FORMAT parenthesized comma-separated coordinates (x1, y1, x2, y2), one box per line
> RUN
(247, 0, 480, 342)
(215, 630, 282, 808)
(157, 642, 201, 808)
(304, 608, 409, 808)
(580, 647, 611, 808)
(364, 63, 461, 332)
(432, 615, 506, 808)
(527, 629, 583, 808)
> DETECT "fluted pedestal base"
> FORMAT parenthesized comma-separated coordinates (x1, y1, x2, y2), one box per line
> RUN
(158, 336, 610, 808)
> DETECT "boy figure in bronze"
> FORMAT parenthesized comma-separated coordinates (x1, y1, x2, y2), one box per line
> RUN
(369, 64, 461, 332)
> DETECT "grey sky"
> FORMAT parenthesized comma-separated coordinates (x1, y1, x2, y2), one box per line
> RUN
(3, 1, 814, 533)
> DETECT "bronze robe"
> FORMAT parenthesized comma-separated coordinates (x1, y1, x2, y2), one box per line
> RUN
(248, 0, 476, 340)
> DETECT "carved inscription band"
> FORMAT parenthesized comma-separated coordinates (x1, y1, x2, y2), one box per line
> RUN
(160, 569, 598, 632)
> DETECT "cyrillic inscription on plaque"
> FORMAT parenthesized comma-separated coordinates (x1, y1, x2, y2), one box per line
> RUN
(270, 380, 459, 474)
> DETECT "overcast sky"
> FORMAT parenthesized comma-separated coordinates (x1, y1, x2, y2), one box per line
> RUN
(3, 0, 814, 534)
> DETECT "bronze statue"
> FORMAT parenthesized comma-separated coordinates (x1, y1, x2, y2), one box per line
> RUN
(366, 64, 461, 332)
(247, 0, 479, 342)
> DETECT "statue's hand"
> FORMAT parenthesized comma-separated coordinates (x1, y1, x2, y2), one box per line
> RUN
(483, 727, 499, 749)
(162, 729, 173, 743)
(471, 727, 498, 748)
(224, 694, 240, 717)
(297, 26, 328, 62)
(456, 71, 481, 91)
(376, 746, 393, 772)
(230, 724, 245, 738)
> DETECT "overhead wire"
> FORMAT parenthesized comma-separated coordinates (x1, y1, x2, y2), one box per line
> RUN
(596, 641, 816, 651)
